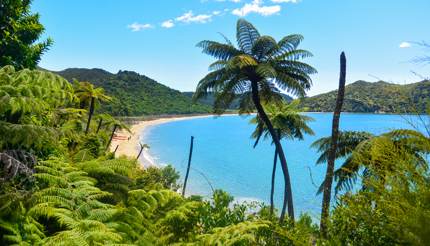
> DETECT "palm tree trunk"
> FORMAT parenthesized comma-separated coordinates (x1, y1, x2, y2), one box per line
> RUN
(106, 124, 118, 151)
(136, 143, 145, 160)
(182, 136, 194, 197)
(270, 129, 281, 216)
(250, 80, 294, 223)
(85, 97, 95, 134)
(270, 146, 278, 216)
(320, 52, 347, 237)
(96, 118, 103, 134)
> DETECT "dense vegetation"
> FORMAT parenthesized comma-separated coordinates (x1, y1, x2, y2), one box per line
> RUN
(300, 80, 430, 113)
(194, 18, 318, 223)
(0, 0, 52, 69)
(56, 68, 211, 116)
(1, 1, 430, 245)
(1, 65, 429, 244)
(183, 91, 293, 110)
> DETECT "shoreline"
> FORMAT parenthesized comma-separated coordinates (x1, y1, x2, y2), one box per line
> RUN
(110, 111, 412, 168)
(110, 114, 229, 168)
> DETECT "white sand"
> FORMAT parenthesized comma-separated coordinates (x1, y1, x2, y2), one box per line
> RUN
(110, 115, 214, 168)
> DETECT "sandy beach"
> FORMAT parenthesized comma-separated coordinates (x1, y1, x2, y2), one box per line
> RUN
(110, 115, 215, 168)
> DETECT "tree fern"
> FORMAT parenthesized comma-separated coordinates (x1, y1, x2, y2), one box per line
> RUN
(195, 220, 271, 246)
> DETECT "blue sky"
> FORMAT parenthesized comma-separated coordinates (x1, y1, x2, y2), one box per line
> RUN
(33, 0, 429, 96)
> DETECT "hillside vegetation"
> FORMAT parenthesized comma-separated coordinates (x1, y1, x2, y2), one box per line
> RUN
(56, 68, 430, 115)
(2, 3, 430, 244)
(300, 80, 430, 113)
(56, 68, 211, 116)
(183, 91, 293, 110)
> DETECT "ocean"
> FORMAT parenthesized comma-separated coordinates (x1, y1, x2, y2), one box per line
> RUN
(140, 113, 423, 218)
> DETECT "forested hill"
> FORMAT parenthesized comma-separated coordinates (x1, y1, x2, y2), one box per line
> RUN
(300, 80, 430, 113)
(182, 91, 293, 109)
(56, 68, 211, 116)
(55, 68, 429, 115)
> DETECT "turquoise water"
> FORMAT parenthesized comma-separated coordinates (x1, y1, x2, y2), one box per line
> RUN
(141, 113, 421, 218)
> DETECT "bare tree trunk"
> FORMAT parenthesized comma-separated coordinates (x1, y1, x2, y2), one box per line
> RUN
(85, 97, 95, 134)
(250, 81, 294, 223)
(113, 145, 119, 157)
(270, 147, 278, 216)
(182, 136, 194, 197)
(136, 143, 145, 160)
(96, 118, 103, 134)
(320, 52, 347, 237)
(106, 124, 118, 152)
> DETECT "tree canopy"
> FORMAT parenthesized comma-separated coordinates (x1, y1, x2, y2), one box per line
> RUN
(0, 0, 52, 69)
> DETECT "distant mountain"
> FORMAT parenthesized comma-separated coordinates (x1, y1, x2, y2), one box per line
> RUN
(182, 92, 293, 110)
(55, 68, 429, 115)
(300, 80, 430, 113)
(56, 68, 211, 116)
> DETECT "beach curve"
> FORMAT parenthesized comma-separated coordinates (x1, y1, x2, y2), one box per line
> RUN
(110, 115, 215, 168)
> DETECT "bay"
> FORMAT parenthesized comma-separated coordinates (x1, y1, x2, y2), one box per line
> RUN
(141, 113, 422, 218)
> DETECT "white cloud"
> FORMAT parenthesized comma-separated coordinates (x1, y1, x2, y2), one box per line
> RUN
(212, 10, 222, 15)
(399, 42, 411, 48)
(232, 0, 281, 17)
(212, 0, 241, 2)
(161, 19, 175, 28)
(176, 11, 212, 24)
(271, 0, 299, 3)
(127, 22, 153, 32)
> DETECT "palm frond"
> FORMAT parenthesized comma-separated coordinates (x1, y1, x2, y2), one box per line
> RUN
(236, 19, 261, 54)
(197, 41, 242, 61)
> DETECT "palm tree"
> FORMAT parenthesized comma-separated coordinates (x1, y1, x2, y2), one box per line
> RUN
(251, 101, 314, 216)
(94, 113, 115, 134)
(74, 81, 111, 134)
(195, 19, 317, 222)
(312, 131, 374, 194)
(312, 129, 430, 194)
(104, 117, 130, 152)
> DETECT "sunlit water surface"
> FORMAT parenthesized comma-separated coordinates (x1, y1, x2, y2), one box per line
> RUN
(141, 113, 423, 218)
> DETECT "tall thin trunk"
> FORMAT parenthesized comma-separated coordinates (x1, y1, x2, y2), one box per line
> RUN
(250, 80, 294, 223)
(106, 124, 118, 151)
(113, 145, 119, 157)
(136, 143, 145, 160)
(270, 147, 278, 216)
(85, 97, 95, 134)
(270, 129, 281, 216)
(320, 52, 347, 237)
(182, 136, 194, 197)
(96, 118, 103, 134)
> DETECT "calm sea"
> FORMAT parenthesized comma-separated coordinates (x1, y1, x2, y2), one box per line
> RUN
(141, 113, 423, 218)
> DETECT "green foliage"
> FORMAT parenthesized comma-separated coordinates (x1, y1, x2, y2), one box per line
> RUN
(314, 129, 430, 195)
(0, 0, 52, 69)
(134, 165, 181, 191)
(0, 66, 74, 155)
(315, 124, 430, 245)
(312, 131, 374, 193)
(251, 100, 314, 146)
(183, 91, 293, 110)
(194, 19, 317, 114)
(199, 190, 248, 231)
(300, 80, 430, 113)
(195, 220, 272, 245)
(328, 144, 430, 245)
(0, 202, 45, 245)
(0, 66, 123, 162)
(2, 69, 428, 245)
(57, 68, 212, 116)
(2, 11, 430, 243)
